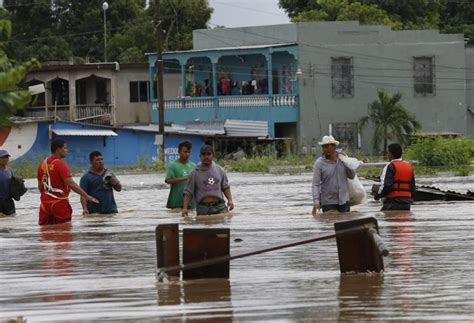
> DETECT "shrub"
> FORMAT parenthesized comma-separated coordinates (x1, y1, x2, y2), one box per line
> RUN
(405, 136, 474, 167)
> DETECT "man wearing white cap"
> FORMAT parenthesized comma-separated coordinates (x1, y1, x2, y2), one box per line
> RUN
(0, 149, 15, 216)
(312, 135, 355, 215)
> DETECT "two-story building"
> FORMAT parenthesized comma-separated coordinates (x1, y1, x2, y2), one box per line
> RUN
(147, 21, 474, 154)
(23, 62, 152, 126)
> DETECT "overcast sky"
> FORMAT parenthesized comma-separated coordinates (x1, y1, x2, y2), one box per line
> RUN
(208, 0, 291, 28)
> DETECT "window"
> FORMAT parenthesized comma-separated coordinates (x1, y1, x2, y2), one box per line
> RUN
(414, 56, 435, 95)
(129, 81, 150, 102)
(331, 57, 354, 98)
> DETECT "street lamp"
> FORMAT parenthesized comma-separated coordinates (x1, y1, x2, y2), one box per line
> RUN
(102, 2, 109, 62)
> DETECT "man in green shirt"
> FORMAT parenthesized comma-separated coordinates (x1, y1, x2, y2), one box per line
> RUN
(165, 141, 196, 209)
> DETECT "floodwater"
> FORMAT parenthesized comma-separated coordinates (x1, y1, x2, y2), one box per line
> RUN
(0, 172, 473, 321)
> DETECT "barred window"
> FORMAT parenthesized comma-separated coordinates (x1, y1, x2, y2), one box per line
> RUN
(414, 56, 435, 95)
(331, 57, 354, 98)
(130, 81, 150, 102)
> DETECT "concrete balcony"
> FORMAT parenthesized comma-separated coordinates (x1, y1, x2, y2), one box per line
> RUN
(151, 94, 299, 125)
(23, 105, 70, 120)
(23, 104, 115, 126)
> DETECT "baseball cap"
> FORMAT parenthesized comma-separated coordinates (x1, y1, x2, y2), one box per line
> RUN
(0, 149, 10, 158)
(200, 144, 214, 154)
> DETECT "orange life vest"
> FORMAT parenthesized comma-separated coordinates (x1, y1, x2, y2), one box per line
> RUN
(386, 160, 414, 198)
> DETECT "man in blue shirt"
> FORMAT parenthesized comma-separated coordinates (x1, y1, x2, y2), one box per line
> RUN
(80, 151, 122, 214)
(0, 149, 15, 216)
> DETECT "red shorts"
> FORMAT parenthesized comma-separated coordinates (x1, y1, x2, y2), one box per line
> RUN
(39, 199, 72, 225)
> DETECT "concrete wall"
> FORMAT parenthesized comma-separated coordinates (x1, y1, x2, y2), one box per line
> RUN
(1, 121, 205, 168)
(115, 67, 150, 125)
(193, 24, 297, 49)
(465, 48, 474, 138)
(295, 21, 467, 153)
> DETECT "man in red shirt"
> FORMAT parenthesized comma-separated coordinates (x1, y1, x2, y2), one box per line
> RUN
(37, 139, 98, 225)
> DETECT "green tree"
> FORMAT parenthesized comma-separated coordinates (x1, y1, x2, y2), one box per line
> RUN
(358, 89, 421, 155)
(2, 0, 213, 64)
(279, 0, 317, 18)
(280, 0, 442, 30)
(0, 20, 39, 126)
(292, 0, 401, 29)
(439, 1, 474, 45)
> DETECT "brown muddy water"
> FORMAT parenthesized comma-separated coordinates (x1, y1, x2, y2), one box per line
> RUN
(0, 172, 473, 321)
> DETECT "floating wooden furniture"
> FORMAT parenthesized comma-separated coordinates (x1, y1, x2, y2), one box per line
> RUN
(156, 216, 389, 281)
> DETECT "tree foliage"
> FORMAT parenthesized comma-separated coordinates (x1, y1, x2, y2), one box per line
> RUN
(2, 0, 212, 64)
(292, 0, 401, 29)
(358, 90, 421, 155)
(405, 136, 474, 167)
(0, 20, 39, 126)
(279, 0, 474, 42)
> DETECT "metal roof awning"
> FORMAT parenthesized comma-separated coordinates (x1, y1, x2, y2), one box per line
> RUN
(53, 129, 118, 136)
(224, 120, 268, 138)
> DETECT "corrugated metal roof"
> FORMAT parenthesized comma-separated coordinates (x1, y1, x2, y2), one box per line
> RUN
(53, 129, 118, 136)
(124, 120, 268, 138)
(123, 123, 225, 135)
(184, 121, 226, 135)
(224, 120, 268, 138)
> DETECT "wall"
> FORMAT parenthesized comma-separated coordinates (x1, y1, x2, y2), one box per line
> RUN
(115, 67, 150, 125)
(295, 21, 467, 153)
(465, 48, 474, 138)
(193, 24, 297, 49)
(1, 121, 205, 168)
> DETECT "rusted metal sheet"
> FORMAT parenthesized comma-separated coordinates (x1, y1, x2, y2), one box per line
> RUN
(182, 228, 230, 279)
(155, 224, 179, 277)
(334, 217, 385, 273)
(415, 186, 474, 201)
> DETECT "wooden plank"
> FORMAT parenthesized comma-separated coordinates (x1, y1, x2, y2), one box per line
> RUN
(183, 228, 230, 279)
(334, 216, 385, 273)
(155, 224, 179, 277)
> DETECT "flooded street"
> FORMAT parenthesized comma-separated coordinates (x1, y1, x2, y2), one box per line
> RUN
(1, 172, 473, 321)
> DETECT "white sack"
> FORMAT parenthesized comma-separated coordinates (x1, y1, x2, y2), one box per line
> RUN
(338, 154, 367, 206)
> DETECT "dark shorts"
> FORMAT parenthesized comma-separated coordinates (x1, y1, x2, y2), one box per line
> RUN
(381, 197, 412, 211)
(196, 201, 228, 216)
(322, 201, 350, 213)
(381, 202, 411, 211)
(0, 198, 16, 216)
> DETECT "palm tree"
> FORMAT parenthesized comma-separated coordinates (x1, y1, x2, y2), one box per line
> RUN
(358, 89, 421, 155)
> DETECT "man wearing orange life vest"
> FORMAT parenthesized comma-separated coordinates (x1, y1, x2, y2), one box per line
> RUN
(374, 143, 416, 211)
(37, 139, 98, 225)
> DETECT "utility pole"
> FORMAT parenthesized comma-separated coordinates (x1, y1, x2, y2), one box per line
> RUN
(155, 0, 165, 163)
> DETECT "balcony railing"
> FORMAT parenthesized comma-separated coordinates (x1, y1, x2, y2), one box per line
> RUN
(23, 105, 70, 120)
(153, 94, 298, 110)
(75, 104, 114, 126)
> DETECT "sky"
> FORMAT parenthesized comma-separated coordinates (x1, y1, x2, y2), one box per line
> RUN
(207, 0, 291, 28)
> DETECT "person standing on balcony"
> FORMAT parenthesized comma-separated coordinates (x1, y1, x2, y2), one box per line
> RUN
(165, 141, 195, 210)
(0, 149, 15, 216)
(37, 139, 98, 225)
(182, 145, 234, 217)
(312, 135, 355, 215)
(80, 151, 122, 215)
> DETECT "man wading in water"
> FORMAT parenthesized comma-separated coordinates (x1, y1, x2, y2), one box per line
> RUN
(182, 145, 234, 217)
(37, 139, 98, 225)
(312, 135, 355, 215)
